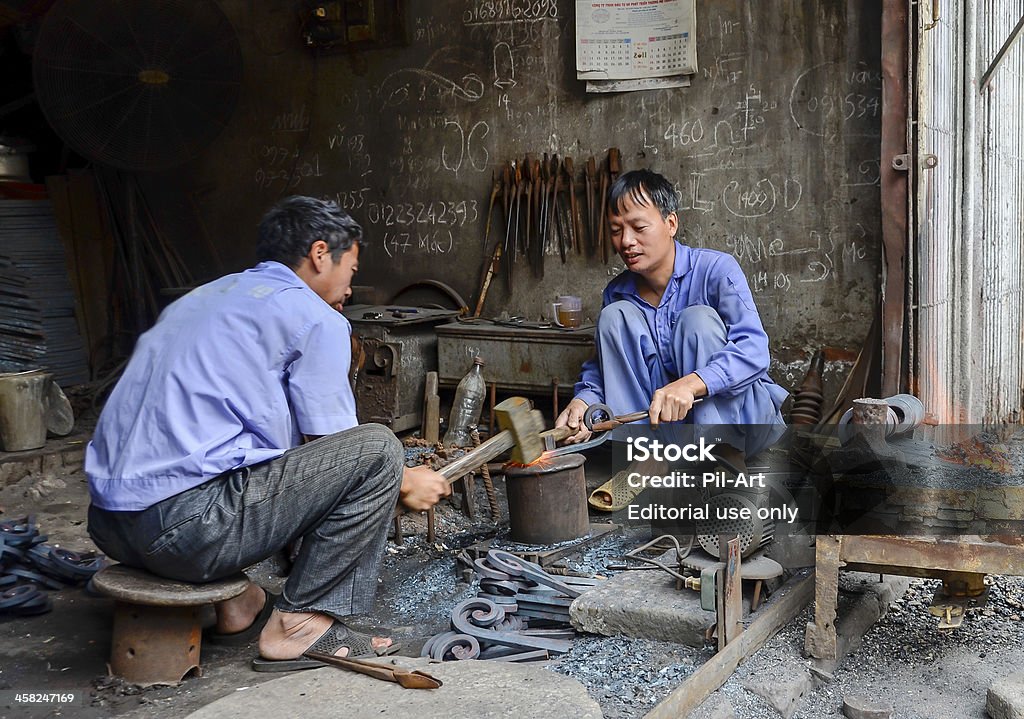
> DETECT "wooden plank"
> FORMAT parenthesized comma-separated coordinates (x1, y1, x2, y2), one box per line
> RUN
(423, 371, 439, 443)
(644, 570, 816, 719)
(717, 535, 743, 651)
(805, 534, 842, 660)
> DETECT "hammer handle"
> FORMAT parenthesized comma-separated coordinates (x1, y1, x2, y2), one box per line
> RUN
(438, 430, 516, 483)
(438, 425, 576, 483)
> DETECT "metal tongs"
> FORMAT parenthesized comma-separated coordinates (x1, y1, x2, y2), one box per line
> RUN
(304, 652, 443, 689)
(545, 401, 700, 457)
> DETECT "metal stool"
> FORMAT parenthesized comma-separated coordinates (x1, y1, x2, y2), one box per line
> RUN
(91, 564, 249, 684)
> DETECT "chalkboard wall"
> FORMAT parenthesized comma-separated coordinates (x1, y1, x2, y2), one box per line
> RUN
(166, 0, 882, 379)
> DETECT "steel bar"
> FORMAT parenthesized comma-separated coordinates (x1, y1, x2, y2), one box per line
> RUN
(979, 13, 1024, 90)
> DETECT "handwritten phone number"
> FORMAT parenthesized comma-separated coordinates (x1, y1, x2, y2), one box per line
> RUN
(6, 691, 82, 705)
(366, 201, 478, 227)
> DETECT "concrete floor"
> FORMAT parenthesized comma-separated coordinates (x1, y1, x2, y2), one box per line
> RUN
(4, 431, 1024, 719)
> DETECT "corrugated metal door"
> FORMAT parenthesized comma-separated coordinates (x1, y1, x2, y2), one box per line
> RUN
(912, 0, 965, 422)
(972, 1, 1024, 423)
(913, 0, 1024, 423)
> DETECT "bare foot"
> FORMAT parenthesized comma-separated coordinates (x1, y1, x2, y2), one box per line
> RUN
(257, 610, 392, 660)
(214, 583, 266, 635)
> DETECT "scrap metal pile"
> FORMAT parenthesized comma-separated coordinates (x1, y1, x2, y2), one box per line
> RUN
(422, 549, 600, 662)
(0, 200, 89, 384)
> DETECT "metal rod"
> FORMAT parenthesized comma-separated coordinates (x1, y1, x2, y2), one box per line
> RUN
(979, 13, 1024, 91)
(472, 428, 501, 519)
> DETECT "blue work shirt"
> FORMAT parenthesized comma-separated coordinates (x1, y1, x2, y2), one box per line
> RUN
(574, 242, 787, 410)
(86, 261, 358, 511)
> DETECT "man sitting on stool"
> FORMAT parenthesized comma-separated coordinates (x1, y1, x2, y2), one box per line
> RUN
(86, 196, 450, 671)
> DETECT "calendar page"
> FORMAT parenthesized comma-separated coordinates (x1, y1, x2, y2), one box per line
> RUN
(576, 0, 697, 81)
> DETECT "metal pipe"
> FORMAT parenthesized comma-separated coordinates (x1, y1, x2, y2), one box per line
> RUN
(979, 12, 1024, 90)
(880, 0, 911, 397)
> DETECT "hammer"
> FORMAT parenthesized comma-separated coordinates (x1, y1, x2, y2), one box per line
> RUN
(436, 397, 571, 482)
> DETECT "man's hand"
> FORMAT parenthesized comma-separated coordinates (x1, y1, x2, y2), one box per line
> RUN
(399, 465, 451, 511)
(555, 397, 592, 444)
(649, 374, 708, 426)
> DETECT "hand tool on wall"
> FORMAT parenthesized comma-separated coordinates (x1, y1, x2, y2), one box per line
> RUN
(549, 153, 565, 263)
(534, 156, 544, 274)
(552, 157, 570, 263)
(585, 156, 597, 257)
(531, 154, 544, 277)
(523, 154, 535, 276)
(606, 147, 622, 263)
(507, 162, 523, 286)
(608, 147, 621, 183)
(482, 170, 501, 250)
(597, 150, 611, 264)
(475, 213, 505, 317)
(474, 162, 512, 317)
(501, 161, 512, 261)
(564, 156, 582, 255)
(541, 153, 552, 261)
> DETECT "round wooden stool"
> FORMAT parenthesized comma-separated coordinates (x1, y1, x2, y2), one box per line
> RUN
(91, 564, 250, 684)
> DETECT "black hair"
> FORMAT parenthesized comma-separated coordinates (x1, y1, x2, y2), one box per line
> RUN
(607, 169, 679, 219)
(256, 196, 365, 268)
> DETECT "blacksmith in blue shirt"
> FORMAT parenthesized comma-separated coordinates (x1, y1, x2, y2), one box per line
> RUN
(556, 169, 788, 457)
(86, 196, 450, 671)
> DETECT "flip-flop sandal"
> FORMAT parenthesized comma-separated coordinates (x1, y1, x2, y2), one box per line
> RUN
(26, 546, 107, 586)
(0, 583, 52, 617)
(250, 619, 401, 672)
(4, 567, 64, 591)
(588, 469, 644, 512)
(207, 589, 278, 646)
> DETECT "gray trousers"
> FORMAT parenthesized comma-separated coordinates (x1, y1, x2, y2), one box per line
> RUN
(88, 424, 403, 618)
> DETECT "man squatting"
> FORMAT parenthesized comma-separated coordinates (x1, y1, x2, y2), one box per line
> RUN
(556, 169, 788, 457)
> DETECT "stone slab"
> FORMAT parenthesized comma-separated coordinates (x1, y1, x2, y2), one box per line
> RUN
(185, 657, 602, 719)
(570, 569, 737, 647)
(843, 693, 893, 719)
(742, 661, 812, 719)
(988, 671, 1024, 719)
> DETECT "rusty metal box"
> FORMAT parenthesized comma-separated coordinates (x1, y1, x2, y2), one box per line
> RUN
(342, 305, 460, 432)
(435, 321, 595, 393)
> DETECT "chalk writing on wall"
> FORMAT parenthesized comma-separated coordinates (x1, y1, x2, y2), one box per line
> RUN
(462, 0, 559, 25)
(789, 61, 882, 139)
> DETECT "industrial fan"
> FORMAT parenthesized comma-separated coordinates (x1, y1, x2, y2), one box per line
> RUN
(32, 0, 243, 171)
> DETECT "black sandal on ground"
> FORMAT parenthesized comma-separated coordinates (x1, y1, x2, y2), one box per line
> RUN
(250, 619, 401, 672)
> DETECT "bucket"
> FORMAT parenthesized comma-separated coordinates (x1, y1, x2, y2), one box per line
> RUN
(504, 453, 589, 545)
(0, 370, 52, 451)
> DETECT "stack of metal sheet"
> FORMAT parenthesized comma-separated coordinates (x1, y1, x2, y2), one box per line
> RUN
(0, 200, 89, 385)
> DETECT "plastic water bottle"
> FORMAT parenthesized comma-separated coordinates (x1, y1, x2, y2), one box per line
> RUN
(443, 357, 486, 447)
